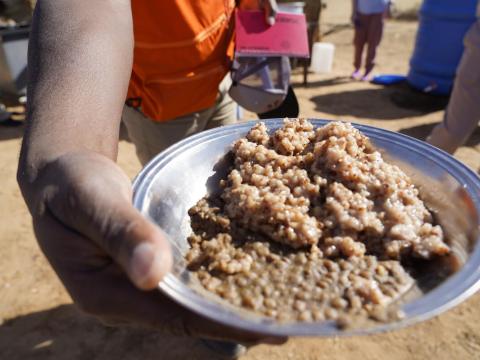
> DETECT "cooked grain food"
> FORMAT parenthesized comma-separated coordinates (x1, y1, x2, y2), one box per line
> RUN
(186, 119, 450, 324)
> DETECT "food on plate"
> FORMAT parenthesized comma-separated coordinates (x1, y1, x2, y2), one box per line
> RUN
(185, 119, 450, 325)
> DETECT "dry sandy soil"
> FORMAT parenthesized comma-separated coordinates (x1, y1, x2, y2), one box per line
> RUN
(1, 1, 480, 360)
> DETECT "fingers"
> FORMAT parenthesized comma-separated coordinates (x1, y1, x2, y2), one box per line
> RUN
(238, 0, 278, 26)
(40, 151, 172, 290)
(100, 209, 172, 290)
(81, 264, 288, 345)
(32, 151, 286, 345)
(35, 197, 287, 345)
(81, 263, 287, 345)
(33, 207, 187, 334)
(262, 0, 278, 25)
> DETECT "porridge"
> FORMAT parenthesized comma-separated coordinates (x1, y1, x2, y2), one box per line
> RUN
(185, 119, 450, 325)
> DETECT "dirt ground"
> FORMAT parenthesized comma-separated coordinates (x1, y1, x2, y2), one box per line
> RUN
(1, 2, 480, 360)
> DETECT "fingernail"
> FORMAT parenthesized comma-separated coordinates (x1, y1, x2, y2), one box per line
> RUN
(267, 16, 275, 26)
(130, 243, 169, 289)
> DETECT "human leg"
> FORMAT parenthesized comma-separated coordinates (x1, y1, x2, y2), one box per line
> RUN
(122, 75, 236, 165)
(353, 14, 368, 78)
(427, 21, 480, 153)
(364, 13, 384, 77)
(205, 75, 237, 130)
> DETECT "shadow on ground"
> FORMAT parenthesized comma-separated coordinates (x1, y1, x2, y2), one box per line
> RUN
(292, 75, 353, 88)
(309, 82, 450, 120)
(0, 122, 24, 141)
(0, 305, 226, 360)
(398, 122, 480, 148)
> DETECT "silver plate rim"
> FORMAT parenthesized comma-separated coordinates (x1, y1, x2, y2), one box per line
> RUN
(132, 119, 480, 337)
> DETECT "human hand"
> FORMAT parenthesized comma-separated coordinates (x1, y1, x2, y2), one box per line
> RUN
(239, 0, 278, 25)
(260, 0, 278, 26)
(22, 151, 286, 344)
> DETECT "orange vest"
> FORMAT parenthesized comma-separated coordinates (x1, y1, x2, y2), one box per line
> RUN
(127, 1, 236, 121)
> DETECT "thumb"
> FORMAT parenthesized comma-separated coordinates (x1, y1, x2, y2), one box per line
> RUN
(100, 207, 173, 291)
(43, 152, 173, 290)
(125, 218, 174, 290)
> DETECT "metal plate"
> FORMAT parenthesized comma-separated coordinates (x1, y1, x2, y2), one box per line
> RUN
(132, 119, 480, 337)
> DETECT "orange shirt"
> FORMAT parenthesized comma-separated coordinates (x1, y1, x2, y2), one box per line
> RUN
(127, 1, 236, 121)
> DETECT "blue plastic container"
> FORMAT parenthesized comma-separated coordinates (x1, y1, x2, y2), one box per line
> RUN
(407, 0, 477, 95)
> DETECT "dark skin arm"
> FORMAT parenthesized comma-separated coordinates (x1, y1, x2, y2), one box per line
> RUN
(21, 0, 131, 174)
(18, 0, 284, 344)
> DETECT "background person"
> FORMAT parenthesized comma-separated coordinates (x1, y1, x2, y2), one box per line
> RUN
(426, 2, 480, 154)
(121, 0, 279, 166)
(351, 0, 392, 81)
